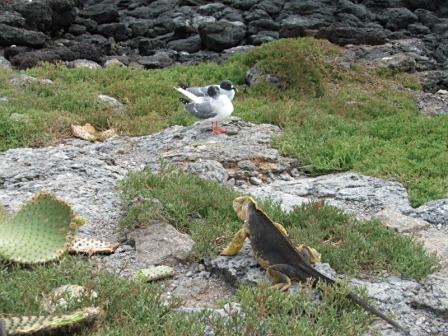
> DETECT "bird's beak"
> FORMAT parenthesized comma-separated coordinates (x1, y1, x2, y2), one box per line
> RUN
(232, 86, 238, 92)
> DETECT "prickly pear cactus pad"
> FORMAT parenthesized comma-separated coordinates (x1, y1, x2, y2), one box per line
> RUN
(69, 237, 120, 255)
(0, 193, 77, 264)
(1, 307, 101, 335)
(134, 266, 175, 282)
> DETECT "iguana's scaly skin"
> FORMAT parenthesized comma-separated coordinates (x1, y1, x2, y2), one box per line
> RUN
(221, 196, 409, 335)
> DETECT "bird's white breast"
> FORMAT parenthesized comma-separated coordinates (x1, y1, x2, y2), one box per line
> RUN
(213, 95, 234, 120)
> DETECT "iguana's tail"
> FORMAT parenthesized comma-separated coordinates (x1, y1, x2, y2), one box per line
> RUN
(347, 292, 410, 335)
(298, 263, 409, 335)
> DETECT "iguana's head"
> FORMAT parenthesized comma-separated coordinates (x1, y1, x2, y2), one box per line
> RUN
(233, 196, 257, 221)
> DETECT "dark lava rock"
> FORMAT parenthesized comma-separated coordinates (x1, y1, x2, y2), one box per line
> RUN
(137, 51, 175, 69)
(74, 17, 98, 33)
(407, 23, 431, 35)
(178, 0, 209, 6)
(199, 20, 246, 52)
(434, 39, 448, 64)
(68, 23, 87, 36)
(249, 31, 279, 45)
(3, 46, 32, 60)
(138, 38, 166, 55)
(127, 0, 177, 20)
(432, 21, 448, 35)
(172, 16, 195, 38)
(9, 41, 103, 69)
(362, 0, 406, 12)
(48, 0, 78, 35)
(97, 23, 131, 42)
(10, 46, 74, 69)
(279, 15, 327, 38)
(229, 0, 258, 10)
(282, 0, 326, 16)
(75, 34, 112, 55)
(0, 24, 47, 48)
(0, 10, 26, 28)
(252, 0, 284, 16)
(152, 17, 175, 36)
(197, 3, 227, 16)
(417, 70, 448, 92)
(336, 0, 372, 20)
(167, 35, 202, 53)
(128, 19, 156, 38)
(403, 0, 445, 12)
(219, 8, 244, 22)
(80, 4, 119, 24)
(248, 19, 279, 35)
(336, 13, 363, 27)
(380, 7, 418, 31)
(12, 0, 77, 35)
(244, 9, 271, 22)
(316, 25, 386, 46)
(415, 9, 441, 28)
(12, 0, 52, 32)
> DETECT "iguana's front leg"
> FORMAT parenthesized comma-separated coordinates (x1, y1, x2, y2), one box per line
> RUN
(220, 228, 249, 256)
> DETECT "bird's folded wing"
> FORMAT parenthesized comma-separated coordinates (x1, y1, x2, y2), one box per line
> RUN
(175, 87, 203, 104)
(185, 100, 218, 119)
(185, 86, 210, 97)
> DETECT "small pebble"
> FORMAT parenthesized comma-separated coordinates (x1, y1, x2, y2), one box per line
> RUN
(249, 177, 262, 185)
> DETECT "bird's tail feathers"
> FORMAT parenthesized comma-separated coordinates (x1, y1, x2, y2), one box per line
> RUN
(178, 82, 189, 90)
(175, 87, 202, 104)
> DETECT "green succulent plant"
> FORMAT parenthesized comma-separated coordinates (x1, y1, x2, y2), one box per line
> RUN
(1, 307, 101, 335)
(0, 193, 77, 264)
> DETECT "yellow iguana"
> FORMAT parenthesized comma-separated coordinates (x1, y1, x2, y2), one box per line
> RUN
(221, 196, 409, 335)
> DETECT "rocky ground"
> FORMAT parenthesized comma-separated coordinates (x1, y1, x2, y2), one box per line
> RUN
(0, 118, 447, 335)
(1, 0, 448, 92)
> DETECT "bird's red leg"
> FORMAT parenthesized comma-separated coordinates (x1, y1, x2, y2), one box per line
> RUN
(214, 121, 227, 134)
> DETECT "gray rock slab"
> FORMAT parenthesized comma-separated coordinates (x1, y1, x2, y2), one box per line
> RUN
(413, 199, 448, 226)
(417, 90, 448, 116)
(412, 267, 448, 318)
(374, 208, 431, 233)
(0, 56, 11, 69)
(67, 59, 102, 69)
(165, 275, 233, 308)
(185, 159, 228, 184)
(243, 171, 413, 220)
(96, 94, 124, 114)
(414, 227, 448, 259)
(128, 222, 194, 266)
(9, 74, 53, 89)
